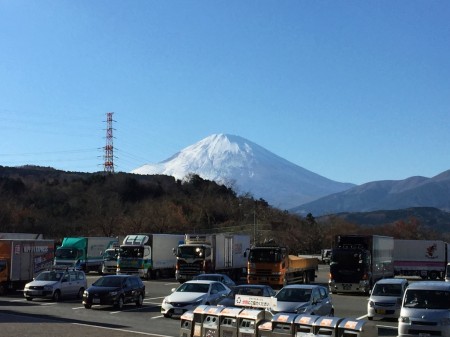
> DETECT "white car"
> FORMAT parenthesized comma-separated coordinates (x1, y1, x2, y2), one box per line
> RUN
(23, 269, 87, 301)
(367, 278, 408, 321)
(161, 280, 231, 318)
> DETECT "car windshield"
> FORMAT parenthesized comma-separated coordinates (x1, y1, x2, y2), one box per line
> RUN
(177, 283, 210, 293)
(276, 288, 311, 302)
(229, 287, 264, 298)
(403, 289, 450, 309)
(93, 277, 123, 287)
(372, 284, 402, 296)
(35, 271, 64, 281)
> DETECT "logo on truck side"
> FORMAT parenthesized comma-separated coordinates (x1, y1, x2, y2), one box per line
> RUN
(426, 244, 438, 259)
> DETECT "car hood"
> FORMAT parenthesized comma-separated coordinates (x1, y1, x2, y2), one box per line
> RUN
(167, 292, 207, 303)
(370, 295, 401, 304)
(26, 280, 58, 287)
(273, 301, 309, 313)
(87, 285, 121, 294)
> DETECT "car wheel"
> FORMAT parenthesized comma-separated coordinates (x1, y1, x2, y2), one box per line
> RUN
(136, 293, 143, 307)
(163, 313, 172, 318)
(52, 290, 61, 302)
(115, 296, 124, 310)
(26, 297, 33, 301)
(84, 304, 92, 309)
(368, 316, 373, 320)
(77, 288, 85, 299)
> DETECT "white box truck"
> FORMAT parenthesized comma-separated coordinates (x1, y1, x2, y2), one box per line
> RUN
(394, 239, 449, 280)
(117, 234, 184, 279)
(174, 233, 251, 283)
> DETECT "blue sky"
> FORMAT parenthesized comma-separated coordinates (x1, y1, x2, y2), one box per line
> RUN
(1, 1, 449, 185)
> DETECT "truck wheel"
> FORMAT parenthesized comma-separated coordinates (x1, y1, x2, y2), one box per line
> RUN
(52, 290, 61, 302)
(84, 304, 91, 309)
(26, 297, 33, 301)
(153, 270, 160, 279)
(429, 271, 438, 280)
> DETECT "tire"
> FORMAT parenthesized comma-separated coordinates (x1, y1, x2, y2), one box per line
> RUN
(153, 270, 160, 279)
(77, 288, 85, 299)
(368, 317, 373, 321)
(136, 293, 143, 307)
(429, 271, 438, 280)
(115, 296, 124, 310)
(163, 313, 172, 318)
(26, 297, 33, 301)
(84, 304, 92, 309)
(52, 290, 61, 302)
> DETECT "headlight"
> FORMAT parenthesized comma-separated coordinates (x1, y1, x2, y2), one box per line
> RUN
(83, 290, 89, 296)
(109, 291, 118, 296)
(368, 301, 374, 307)
(162, 297, 169, 304)
(193, 298, 204, 305)
(399, 316, 410, 323)
(295, 306, 308, 314)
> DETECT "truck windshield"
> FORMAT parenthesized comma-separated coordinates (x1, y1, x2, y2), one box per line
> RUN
(119, 246, 143, 258)
(330, 249, 365, 267)
(103, 250, 117, 261)
(177, 246, 206, 259)
(248, 249, 281, 263)
(55, 248, 81, 259)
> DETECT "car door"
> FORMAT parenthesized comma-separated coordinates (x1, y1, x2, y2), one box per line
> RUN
(122, 277, 134, 303)
(60, 271, 74, 297)
(209, 283, 227, 304)
(318, 287, 332, 315)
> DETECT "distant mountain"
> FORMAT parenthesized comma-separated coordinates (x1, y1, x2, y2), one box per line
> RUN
(292, 170, 450, 216)
(131, 134, 355, 209)
(317, 207, 450, 233)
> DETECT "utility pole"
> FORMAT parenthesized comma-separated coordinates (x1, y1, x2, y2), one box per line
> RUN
(103, 112, 115, 174)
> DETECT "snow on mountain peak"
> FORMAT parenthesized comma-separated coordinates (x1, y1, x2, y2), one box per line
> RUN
(131, 133, 354, 209)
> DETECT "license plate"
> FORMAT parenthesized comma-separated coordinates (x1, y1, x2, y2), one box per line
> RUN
(93, 298, 100, 304)
(343, 284, 352, 290)
(419, 333, 430, 337)
(260, 277, 267, 281)
(377, 309, 385, 314)
(174, 308, 183, 314)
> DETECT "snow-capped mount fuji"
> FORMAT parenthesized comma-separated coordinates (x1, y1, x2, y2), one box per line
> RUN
(131, 134, 355, 209)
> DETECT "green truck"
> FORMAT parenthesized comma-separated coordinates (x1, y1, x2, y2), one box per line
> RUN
(54, 237, 118, 273)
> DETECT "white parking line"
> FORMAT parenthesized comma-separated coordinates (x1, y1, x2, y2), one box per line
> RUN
(151, 315, 164, 319)
(357, 314, 367, 320)
(72, 322, 174, 336)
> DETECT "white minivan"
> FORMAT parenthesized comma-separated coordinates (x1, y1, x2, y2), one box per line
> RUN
(398, 281, 450, 337)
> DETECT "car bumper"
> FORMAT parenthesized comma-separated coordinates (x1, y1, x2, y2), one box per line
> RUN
(367, 306, 400, 319)
(83, 295, 119, 306)
(23, 290, 54, 299)
(161, 302, 198, 316)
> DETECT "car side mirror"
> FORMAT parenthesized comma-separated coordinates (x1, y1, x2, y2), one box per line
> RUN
(171, 288, 176, 293)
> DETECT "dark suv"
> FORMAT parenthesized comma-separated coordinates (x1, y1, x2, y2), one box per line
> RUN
(82, 275, 145, 310)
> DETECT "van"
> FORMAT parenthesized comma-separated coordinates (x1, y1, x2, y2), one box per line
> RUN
(367, 277, 408, 320)
(398, 281, 450, 337)
(445, 263, 450, 282)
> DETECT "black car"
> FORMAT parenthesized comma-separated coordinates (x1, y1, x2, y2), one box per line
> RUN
(82, 275, 145, 310)
(217, 284, 276, 308)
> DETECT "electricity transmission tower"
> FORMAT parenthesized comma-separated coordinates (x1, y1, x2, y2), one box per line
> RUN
(103, 112, 115, 173)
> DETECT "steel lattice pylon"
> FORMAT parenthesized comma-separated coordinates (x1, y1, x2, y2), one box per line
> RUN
(104, 112, 115, 173)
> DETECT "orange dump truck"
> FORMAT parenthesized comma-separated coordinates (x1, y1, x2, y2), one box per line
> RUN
(0, 239, 54, 295)
(247, 245, 318, 288)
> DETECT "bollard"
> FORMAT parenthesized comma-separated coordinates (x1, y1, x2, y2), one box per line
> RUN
(238, 309, 269, 337)
(193, 305, 210, 337)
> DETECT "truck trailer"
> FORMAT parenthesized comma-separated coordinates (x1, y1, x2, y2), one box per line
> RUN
(0, 239, 54, 294)
(247, 244, 318, 288)
(117, 234, 184, 279)
(394, 239, 449, 280)
(329, 234, 394, 294)
(174, 233, 250, 283)
(54, 237, 118, 273)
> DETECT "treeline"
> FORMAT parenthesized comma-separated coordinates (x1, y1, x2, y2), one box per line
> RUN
(0, 166, 446, 254)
